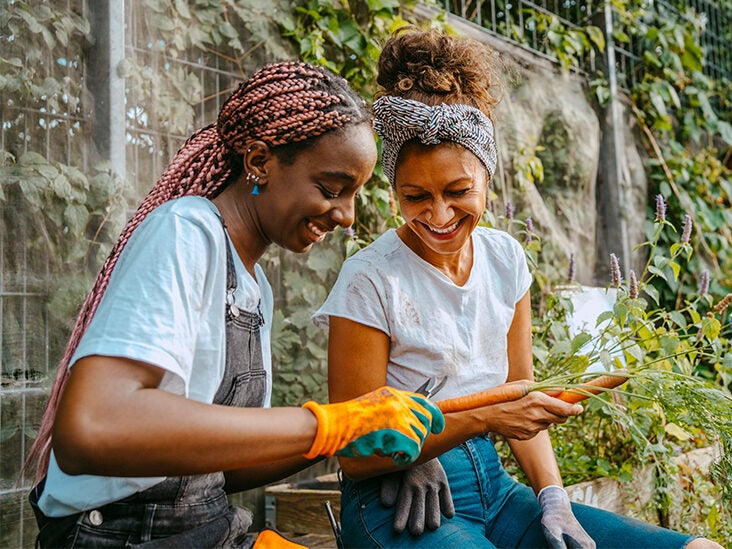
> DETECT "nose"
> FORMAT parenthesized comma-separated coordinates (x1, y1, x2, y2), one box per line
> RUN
(428, 196, 454, 226)
(331, 196, 356, 228)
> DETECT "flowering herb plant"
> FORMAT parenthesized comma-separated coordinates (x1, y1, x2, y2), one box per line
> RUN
(499, 196, 731, 538)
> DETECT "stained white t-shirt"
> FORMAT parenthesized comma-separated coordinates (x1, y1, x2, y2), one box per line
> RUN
(39, 196, 273, 517)
(313, 227, 531, 400)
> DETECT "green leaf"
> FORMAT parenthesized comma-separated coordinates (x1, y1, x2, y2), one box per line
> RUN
(668, 260, 680, 281)
(585, 26, 605, 50)
(570, 332, 593, 354)
(648, 265, 668, 282)
(174, 0, 191, 19)
(644, 284, 660, 305)
(63, 203, 89, 234)
(219, 21, 238, 39)
(701, 316, 721, 340)
(664, 422, 691, 441)
(669, 311, 687, 329)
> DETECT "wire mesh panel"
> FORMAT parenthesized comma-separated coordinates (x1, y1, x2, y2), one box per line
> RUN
(0, 1, 91, 545)
(0, 0, 88, 494)
(444, 0, 597, 68)
(124, 2, 262, 206)
(444, 0, 730, 87)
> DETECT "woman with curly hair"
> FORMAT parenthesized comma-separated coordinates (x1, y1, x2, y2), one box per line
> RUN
(316, 27, 721, 549)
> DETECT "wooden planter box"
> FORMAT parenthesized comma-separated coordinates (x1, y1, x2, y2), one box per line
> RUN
(265, 474, 341, 536)
(265, 446, 719, 536)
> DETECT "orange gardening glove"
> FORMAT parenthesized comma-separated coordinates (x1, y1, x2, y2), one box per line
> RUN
(302, 386, 445, 467)
(252, 529, 307, 549)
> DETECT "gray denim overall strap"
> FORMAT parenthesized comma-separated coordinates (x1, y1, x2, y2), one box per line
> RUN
(30, 215, 268, 548)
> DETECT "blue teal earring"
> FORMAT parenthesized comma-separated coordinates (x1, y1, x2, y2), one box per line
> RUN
(246, 172, 260, 195)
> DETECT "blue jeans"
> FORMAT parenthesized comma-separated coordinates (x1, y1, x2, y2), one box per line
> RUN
(340, 434, 695, 548)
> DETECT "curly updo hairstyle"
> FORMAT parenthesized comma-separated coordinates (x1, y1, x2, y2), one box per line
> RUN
(376, 26, 500, 120)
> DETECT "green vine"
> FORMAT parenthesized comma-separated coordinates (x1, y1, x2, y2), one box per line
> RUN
(2, 2, 731, 540)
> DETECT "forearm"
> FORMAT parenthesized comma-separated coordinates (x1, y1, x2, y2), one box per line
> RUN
(507, 431, 563, 494)
(55, 394, 318, 477)
(54, 358, 319, 477)
(224, 455, 322, 493)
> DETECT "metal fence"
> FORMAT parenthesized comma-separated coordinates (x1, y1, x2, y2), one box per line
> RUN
(1, 0, 730, 546)
(444, 0, 731, 90)
(1, 0, 86, 495)
(124, 2, 249, 205)
(0, 2, 257, 545)
(443, 0, 597, 68)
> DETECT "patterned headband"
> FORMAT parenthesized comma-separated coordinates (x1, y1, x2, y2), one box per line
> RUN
(373, 95, 498, 186)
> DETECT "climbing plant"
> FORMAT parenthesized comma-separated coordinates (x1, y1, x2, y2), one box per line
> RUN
(0, 1, 130, 362)
(2, 4, 730, 530)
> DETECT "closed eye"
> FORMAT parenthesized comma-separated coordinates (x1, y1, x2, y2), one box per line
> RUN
(404, 194, 430, 202)
(319, 186, 339, 199)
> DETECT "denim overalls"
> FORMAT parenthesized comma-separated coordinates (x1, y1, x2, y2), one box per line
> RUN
(30, 217, 268, 548)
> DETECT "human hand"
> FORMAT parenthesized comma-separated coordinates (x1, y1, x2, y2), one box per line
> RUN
(538, 485, 595, 549)
(379, 458, 455, 535)
(477, 391, 583, 440)
(302, 387, 445, 466)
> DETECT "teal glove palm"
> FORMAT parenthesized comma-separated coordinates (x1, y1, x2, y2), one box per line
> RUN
(538, 486, 596, 549)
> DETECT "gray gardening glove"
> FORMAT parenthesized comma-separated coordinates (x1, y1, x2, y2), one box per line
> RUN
(379, 458, 455, 536)
(538, 485, 596, 549)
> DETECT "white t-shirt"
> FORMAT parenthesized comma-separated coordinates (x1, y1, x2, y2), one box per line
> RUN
(39, 196, 274, 517)
(313, 227, 531, 401)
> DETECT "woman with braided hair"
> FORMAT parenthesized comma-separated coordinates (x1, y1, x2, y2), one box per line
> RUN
(315, 28, 721, 548)
(25, 61, 445, 548)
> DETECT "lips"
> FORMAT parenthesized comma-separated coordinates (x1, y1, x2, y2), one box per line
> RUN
(306, 220, 330, 243)
(424, 218, 463, 236)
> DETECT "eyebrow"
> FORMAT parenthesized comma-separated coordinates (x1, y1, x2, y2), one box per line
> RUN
(319, 170, 359, 183)
(400, 177, 473, 190)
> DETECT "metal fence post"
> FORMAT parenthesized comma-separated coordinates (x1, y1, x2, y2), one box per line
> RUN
(594, 0, 631, 282)
(87, 0, 126, 180)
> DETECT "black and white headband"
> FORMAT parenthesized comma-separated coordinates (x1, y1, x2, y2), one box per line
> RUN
(373, 95, 497, 186)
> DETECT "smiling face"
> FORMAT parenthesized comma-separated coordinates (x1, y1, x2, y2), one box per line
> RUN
(259, 122, 377, 253)
(394, 141, 489, 262)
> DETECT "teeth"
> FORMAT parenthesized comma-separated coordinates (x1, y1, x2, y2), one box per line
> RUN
(428, 221, 459, 234)
(307, 222, 327, 237)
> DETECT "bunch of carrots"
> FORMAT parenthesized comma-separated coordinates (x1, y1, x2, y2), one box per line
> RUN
(436, 371, 630, 414)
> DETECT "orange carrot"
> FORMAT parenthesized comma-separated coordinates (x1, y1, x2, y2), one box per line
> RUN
(436, 380, 531, 413)
(548, 372, 630, 404)
(434, 372, 630, 413)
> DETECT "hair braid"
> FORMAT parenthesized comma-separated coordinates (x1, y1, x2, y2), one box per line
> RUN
(27, 61, 371, 481)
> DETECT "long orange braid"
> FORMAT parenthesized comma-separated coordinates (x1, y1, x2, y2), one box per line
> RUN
(26, 61, 370, 482)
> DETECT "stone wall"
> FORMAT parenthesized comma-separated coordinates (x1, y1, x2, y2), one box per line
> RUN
(441, 7, 651, 285)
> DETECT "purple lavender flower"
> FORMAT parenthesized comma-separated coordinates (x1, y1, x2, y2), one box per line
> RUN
(505, 201, 515, 221)
(655, 194, 667, 222)
(342, 226, 355, 238)
(524, 217, 534, 243)
(681, 214, 692, 243)
(698, 270, 710, 295)
(629, 270, 638, 299)
(610, 253, 622, 288)
(567, 252, 576, 283)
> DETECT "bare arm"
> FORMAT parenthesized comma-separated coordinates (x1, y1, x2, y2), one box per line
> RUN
(53, 355, 319, 479)
(504, 292, 566, 491)
(224, 456, 321, 493)
(328, 293, 582, 481)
